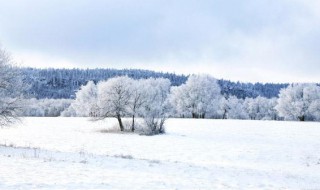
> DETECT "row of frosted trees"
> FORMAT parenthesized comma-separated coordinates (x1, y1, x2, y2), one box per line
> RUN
(59, 75, 320, 133)
(62, 77, 171, 134)
(171, 76, 320, 121)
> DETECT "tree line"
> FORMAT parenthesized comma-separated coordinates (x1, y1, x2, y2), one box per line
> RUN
(58, 75, 319, 123)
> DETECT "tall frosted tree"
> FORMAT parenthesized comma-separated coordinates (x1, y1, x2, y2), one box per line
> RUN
(0, 47, 25, 126)
(275, 83, 320, 121)
(169, 74, 222, 118)
(97, 76, 133, 131)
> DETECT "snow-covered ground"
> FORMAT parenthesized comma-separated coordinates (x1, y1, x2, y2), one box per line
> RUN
(0, 118, 319, 189)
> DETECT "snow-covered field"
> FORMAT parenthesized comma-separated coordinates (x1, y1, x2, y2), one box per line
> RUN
(0, 118, 319, 190)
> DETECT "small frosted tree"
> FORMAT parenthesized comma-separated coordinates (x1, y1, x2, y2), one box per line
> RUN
(275, 83, 320, 121)
(127, 79, 148, 132)
(62, 81, 98, 117)
(244, 96, 278, 120)
(309, 100, 320, 121)
(140, 78, 171, 135)
(168, 85, 189, 117)
(169, 74, 222, 118)
(23, 98, 72, 117)
(263, 98, 278, 120)
(97, 76, 133, 131)
(218, 96, 229, 119)
(224, 96, 249, 119)
(0, 47, 25, 126)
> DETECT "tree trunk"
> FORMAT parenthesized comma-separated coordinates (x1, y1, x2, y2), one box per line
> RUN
(222, 109, 227, 119)
(298, 115, 305, 121)
(131, 115, 135, 132)
(192, 112, 200, 118)
(159, 118, 165, 134)
(117, 115, 124, 131)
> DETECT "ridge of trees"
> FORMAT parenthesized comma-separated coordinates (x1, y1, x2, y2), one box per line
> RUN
(20, 67, 288, 99)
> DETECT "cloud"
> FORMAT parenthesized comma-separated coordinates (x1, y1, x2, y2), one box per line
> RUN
(0, 0, 319, 82)
(13, 51, 77, 69)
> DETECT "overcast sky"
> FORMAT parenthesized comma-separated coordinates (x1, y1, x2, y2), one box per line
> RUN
(0, 0, 319, 83)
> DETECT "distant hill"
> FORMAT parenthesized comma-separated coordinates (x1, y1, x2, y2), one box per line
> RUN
(20, 67, 288, 99)
(218, 79, 288, 99)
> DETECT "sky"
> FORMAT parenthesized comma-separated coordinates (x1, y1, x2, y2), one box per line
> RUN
(0, 0, 319, 83)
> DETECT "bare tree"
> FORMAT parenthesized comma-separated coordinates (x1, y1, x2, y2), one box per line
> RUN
(0, 47, 24, 126)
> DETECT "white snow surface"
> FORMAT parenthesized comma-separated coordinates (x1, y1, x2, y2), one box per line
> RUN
(0, 117, 319, 189)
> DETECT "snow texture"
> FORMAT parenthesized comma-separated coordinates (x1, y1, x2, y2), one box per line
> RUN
(0, 117, 319, 189)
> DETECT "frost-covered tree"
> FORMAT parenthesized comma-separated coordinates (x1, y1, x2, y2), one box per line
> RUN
(218, 96, 229, 119)
(168, 85, 188, 117)
(61, 81, 98, 117)
(0, 47, 25, 126)
(127, 79, 148, 132)
(22, 98, 72, 117)
(275, 83, 320, 121)
(223, 96, 249, 119)
(97, 76, 133, 131)
(140, 78, 171, 135)
(244, 96, 278, 120)
(262, 98, 278, 120)
(169, 74, 222, 118)
(309, 100, 320, 121)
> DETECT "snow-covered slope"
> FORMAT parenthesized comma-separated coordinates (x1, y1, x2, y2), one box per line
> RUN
(0, 118, 319, 189)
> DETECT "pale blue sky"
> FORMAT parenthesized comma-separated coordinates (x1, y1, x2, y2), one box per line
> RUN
(0, 0, 319, 82)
